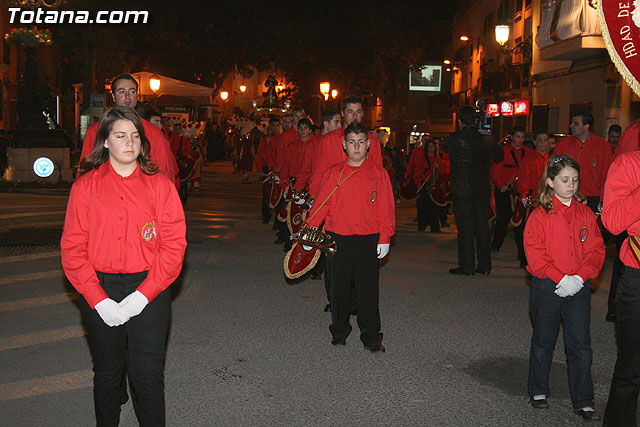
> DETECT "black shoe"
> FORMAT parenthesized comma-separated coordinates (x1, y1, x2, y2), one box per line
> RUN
(331, 337, 346, 346)
(274, 237, 284, 244)
(441, 223, 450, 228)
(529, 397, 549, 409)
(574, 408, 600, 421)
(311, 274, 322, 280)
(262, 217, 271, 224)
(430, 229, 442, 233)
(449, 267, 473, 276)
(491, 246, 500, 252)
(474, 268, 490, 275)
(323, 302, 331, 312)
(605, 312, 616, 322)
(364, 344, 385, 353)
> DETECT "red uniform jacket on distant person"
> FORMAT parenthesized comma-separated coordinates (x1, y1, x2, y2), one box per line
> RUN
(307, 159, 395, 244)
(553, 134, 612, 198)
(524, 195, 605, 284)
(613, 118, 640, 158)
(309, 128, 383, 198)
(61, 161, 187, 309)
(405, 148, 436, 187)
(280, 135, 315, 189)
(602, 150, 640, 270)
(516, 150, 548, 199)
(81, 116, 179, 186)
(491, 145, 531, 189)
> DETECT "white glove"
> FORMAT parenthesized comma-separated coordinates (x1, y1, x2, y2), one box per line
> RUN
(302, 245, 313, 251)
(377, 243, 390, 259)
(274, 176, 280, 184)
(521, 198, 528, 207)
(307, 198, 313, 208)
(119, 291, 149, 319)
(95, 298, 128, 327)
(554, 275, 584, 297)
(294, 198, 306, 205)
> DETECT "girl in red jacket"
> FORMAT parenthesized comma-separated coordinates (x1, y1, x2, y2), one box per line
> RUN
(523, 155, 604, 421)
(61, 107, 186, 426)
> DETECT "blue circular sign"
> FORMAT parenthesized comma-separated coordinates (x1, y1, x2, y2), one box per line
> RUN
(33, 157, 54, 178)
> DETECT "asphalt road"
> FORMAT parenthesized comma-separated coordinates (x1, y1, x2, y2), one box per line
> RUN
(0, 162, 623, 426)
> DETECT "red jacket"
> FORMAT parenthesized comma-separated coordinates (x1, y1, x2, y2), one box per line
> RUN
(81, 116, 179, 185)
(491, 144, 531, 189)
(602, 150, 640, 269)
(309, 128, 383, 198)
(255, 135, 274, 171)
(405, 148, 436, 186)
(613, 118, 640, 158)
(280, 135, 315, 188)
(524, 195, 605, 284)
(554, 134, 612, 198)
(516, 150, 548, 198)
(436, 151, 451, 176)
(307, 159, 395, 244)
(61, 161, 187, 308)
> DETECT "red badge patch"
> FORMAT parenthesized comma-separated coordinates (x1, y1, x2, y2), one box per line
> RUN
(591, 157, 598, 167)
(141, 222, 156, 242)
(579, 226, 588, 243)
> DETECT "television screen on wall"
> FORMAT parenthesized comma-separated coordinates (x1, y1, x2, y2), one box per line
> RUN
(409, 65, 442, 92)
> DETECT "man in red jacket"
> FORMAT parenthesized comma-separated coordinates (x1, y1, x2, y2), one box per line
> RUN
(554, 113, 611, 212)
(79, 74, 178, 186)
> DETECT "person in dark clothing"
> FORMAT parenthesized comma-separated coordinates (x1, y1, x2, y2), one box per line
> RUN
(391, 146, 406, 202)
(441, 106, 503, 275)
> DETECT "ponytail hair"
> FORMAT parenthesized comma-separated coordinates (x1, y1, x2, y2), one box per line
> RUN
(537, 154, 584, 213)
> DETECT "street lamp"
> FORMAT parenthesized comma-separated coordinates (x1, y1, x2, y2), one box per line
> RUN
(320, 82, 330, 101)
(495, 25, 510, 46)
(239, 84, 247, 93)
(219, 90, 229, 124)
(443, 59, 451, 65)
(331, 89, 338, 99)
(460, 35, 470, 41)
(149, 74, 161, 107)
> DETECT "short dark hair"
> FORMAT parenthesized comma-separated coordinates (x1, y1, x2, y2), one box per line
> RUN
(142, 109, 161, 122)
(342, 95, 364, 112)
(533, 129, 548, 138)
(457, 106, 476, 127)
(608, 124, 622, 134)
(511, 126, 525, 135)
(344, 121, 368, 139)
(320, 108, 340, 126)
(268, 117, 281, 125)
(573, 113, 594, 131)
(111, 74, 138, 92)
(297, 118, 312, 129)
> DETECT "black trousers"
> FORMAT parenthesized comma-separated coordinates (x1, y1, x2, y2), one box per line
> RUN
(452, 196, 491, 274)
(80, 271, 170, 427)
(514, 221, 526, 262)
(492, 188, 512, 250)
(328, 233, 382, 348)
(608, 232, 628, 318)
(261, 183, 272, 221)
(604, 266, 640, 426)
(416, 188, 440, 232)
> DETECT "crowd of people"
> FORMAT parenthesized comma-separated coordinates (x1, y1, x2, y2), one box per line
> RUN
(59, 72, 640, 425)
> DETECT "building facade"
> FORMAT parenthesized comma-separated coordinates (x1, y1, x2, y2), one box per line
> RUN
(451, 0, 635, 139)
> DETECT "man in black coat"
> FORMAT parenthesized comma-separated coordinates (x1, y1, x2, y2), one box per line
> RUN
(441, 106, 503, 275)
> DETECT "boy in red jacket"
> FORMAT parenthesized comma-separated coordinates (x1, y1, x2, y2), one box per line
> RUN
(306, 122, 395, 352)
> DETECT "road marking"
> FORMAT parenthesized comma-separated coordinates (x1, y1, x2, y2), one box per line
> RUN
(0, 250, 60, 264)
(0, 211, 65, 220)
(0, 292, 78, 312)
(0, 325, 85, 351)
(0, 370, 92, 401)
(0, 269, 64, 286)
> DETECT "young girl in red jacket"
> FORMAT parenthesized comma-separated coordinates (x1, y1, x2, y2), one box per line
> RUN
(523, 155, 604, 421)
(61, 106, 186, 426)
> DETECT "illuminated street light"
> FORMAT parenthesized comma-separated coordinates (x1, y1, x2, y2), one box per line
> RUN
(320, 82, 330, 97)
(239, 84, 247, 93)
(460, 35, 469, 41)
(495, 25, 510, 46)
(443, 59, 451, 64)
(331, 89, 338, 99)
(149, 74, 161, 93)
(220, 91, 229, 101)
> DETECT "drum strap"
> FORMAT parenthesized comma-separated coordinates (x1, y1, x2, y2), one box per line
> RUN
(629, 235, 640, 265)
(305, 166, 359, 225)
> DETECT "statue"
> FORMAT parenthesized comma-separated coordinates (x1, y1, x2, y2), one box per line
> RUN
(262, 75, 280, 108)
